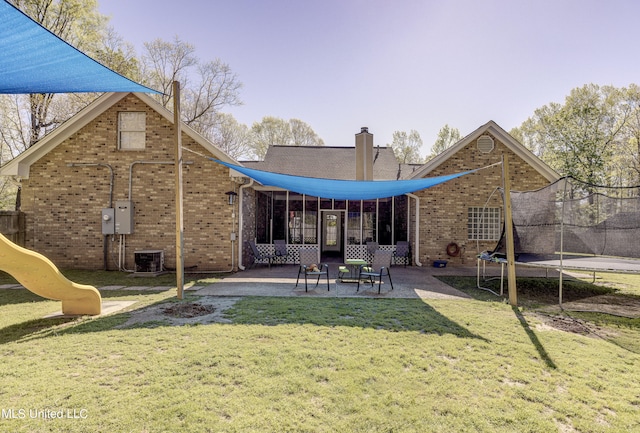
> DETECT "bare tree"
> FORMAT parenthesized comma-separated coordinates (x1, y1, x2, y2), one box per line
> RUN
(211, 113, 252, 160)
(141, 37, 243, 139)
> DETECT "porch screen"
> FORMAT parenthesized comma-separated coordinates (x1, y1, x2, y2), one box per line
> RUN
(213, 160, 477, 200)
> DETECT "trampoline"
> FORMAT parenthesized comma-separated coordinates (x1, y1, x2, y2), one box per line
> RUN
(478, 177, 640, 303)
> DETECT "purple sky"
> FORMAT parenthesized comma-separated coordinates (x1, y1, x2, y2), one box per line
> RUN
(99, 0, 640, 156)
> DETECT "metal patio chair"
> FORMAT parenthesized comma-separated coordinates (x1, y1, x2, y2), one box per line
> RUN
(247, 240, 277, 269)
(357, 249, 394, 294)
(295, 247, 330, 292)
(366, 241, 378, 263)
(273, 239, 290, 265)
(393, 241, 411, 267)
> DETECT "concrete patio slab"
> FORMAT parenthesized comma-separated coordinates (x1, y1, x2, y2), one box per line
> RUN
(194, 265, 473, 300)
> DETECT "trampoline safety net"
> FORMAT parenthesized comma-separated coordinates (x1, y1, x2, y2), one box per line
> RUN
(508, 177, 640, 259)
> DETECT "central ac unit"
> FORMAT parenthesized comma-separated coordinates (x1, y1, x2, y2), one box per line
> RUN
(134, 250, 164, 274)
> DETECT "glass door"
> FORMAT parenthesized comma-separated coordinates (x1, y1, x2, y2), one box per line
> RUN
(322, 211, 341, 253)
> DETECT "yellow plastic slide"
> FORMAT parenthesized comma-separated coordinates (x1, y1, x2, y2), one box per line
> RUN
(0, 233, 101, 315)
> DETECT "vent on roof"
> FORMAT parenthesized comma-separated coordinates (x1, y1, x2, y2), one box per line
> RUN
(477, 135, 494, 153)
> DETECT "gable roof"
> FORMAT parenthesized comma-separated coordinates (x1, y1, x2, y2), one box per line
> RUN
(410, 120, 559, 182)
(244, 145, 402, 180)
(0, 92, 237, 178)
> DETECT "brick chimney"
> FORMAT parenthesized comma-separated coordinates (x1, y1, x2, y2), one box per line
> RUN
(355, 127, 373, 180)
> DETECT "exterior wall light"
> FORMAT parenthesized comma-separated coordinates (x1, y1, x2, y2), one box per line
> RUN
(225, 191, 238, 205)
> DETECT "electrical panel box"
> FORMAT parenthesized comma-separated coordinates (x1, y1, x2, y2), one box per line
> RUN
(115, 201, 134, 234)
(101, 208, 115, 235)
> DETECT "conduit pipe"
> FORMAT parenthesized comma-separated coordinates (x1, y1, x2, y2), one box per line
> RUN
(67, 162, 114, 270)
(119, 160, 192, 271)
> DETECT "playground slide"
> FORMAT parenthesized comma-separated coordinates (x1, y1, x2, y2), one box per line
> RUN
(0, 233, 101, 315)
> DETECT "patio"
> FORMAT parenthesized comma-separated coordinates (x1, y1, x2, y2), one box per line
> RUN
(194, 263, 480, 300)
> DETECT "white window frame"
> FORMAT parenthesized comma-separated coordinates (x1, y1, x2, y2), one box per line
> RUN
(118, 112, 146, 150)
(468, 207, 501, 241)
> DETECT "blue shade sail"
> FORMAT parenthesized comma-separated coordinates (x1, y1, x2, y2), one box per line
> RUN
(0, 1, 158, 94)
(213, 159, 477, 200)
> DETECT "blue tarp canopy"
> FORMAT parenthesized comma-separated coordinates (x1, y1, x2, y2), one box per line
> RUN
(213, 159, 478, 200)
(0, 0, 158, 94)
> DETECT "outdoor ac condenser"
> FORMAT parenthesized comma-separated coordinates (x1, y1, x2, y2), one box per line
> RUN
(134, 250, 164, 274)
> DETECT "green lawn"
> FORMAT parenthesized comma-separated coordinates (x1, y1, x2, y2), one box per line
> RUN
(1, 271, 639, 432)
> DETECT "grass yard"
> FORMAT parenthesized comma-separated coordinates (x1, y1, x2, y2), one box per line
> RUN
(1, 271, 639, 432)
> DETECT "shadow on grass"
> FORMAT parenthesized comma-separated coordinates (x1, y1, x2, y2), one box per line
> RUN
(439, 276, 618, 307)
(0, 317, 78, 345)
(222, 297, 489, 339)
(0, 289, 48, 306)
(512, 306, 557, 369)
(0, 288, 173, 345)
(2, 295, 489, 343)
(0, 287, 168, 307)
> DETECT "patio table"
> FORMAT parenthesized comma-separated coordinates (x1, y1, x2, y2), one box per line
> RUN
(339, 259, 368, 282)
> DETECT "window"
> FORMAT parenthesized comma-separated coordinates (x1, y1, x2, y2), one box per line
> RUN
(272, 191, 287, 240)
(362, 200, 377, 243)
(347, 201, 361, 245)
(468, 207, 501, 240)
(303, 196, 318, 244)
(377, 197, 392, 245)
(288, 193, 303, 244)
(256, 191, 272, 243)
(394, 195, 408, 242)
(118, 112, 146, 150)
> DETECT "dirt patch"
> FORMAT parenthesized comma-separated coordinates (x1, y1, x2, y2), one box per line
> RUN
(541, 294, 640, 319)
(162, 302, 215, 318)
(561, 295, 640, 318)
(538, 315, 593, 335)
(117, 296, 241, 328)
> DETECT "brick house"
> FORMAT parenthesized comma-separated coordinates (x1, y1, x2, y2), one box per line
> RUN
(0, 92, 241, 272)
(0, 92, 558, 271)
(237, 123, 558, 268)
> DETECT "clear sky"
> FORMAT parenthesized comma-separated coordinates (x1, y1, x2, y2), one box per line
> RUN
(99, 0, 640, 156)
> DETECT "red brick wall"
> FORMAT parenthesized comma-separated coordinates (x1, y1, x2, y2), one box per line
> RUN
(20, 94, 236, 271)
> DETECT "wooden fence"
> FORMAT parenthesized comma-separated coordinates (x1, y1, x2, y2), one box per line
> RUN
(0, 211, 25, 246)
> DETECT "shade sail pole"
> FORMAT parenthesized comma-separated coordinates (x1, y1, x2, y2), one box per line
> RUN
(502, 155, 517, 306)
(174, 81, 185, 299)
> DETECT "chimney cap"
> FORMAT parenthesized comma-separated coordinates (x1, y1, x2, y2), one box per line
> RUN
(360, 127, 369, 133)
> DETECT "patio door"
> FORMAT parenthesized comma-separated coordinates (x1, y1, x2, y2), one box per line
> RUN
(321, 211, 342, 254)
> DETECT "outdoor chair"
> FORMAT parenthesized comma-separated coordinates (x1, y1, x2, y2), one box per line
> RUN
(357, 249, 394, 294)
(295, 247, 330, 292)
(366, 241, 378, 263)
(393, 241, 411, 267)
(273, 239, 290, 265)
(247, 240, 277, 269)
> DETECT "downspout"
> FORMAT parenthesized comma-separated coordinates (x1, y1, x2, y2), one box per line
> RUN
(406, 192, 422, 266)
(237, 178, 254, 270)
